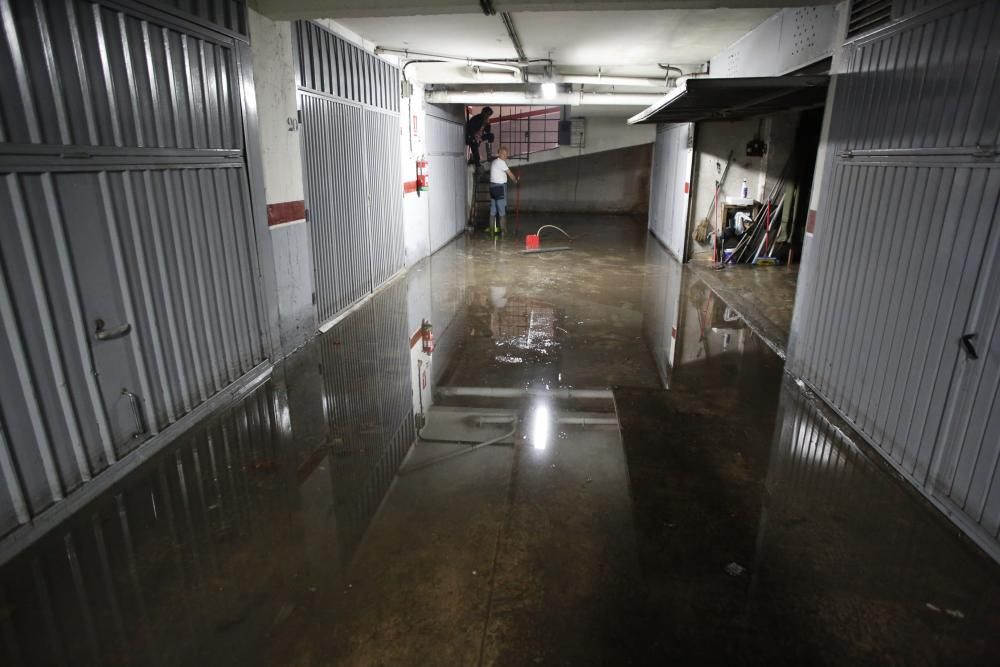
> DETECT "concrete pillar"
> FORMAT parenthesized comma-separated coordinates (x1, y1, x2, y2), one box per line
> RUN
(248, 7, 315, 355)
(786, 1, 850, 356)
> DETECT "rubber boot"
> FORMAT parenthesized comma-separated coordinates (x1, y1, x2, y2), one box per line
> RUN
(488, 214, 500, 236)
(499, 215, 508, 235)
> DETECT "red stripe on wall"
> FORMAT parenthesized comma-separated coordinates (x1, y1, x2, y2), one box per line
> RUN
(403, 180, 418, 194)
(410, 328, 423, 349)
(267, 200, 306, 227)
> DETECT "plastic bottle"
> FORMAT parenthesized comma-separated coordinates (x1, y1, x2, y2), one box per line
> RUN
(740, 178, 749, 199)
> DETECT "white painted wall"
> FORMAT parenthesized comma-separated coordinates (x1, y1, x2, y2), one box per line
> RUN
(401, 82, 431, 266)
(512, 112, 655, 167)
(688, 112, 802, 259)
(708, 5, 842, 78)
(689, 119, 765, 258)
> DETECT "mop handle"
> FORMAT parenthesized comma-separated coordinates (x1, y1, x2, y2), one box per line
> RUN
(514, 175, 521, 234)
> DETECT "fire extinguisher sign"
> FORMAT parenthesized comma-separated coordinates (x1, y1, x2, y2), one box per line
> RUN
(416, 160, 429, 192)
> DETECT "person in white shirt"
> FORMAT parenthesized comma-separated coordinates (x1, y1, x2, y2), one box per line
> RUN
(488, 147, 520, 235)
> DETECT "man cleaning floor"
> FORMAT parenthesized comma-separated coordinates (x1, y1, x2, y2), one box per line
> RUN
(489, 146, 519, 236)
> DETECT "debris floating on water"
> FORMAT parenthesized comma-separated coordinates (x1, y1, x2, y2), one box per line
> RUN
(724, 562, 746, 577)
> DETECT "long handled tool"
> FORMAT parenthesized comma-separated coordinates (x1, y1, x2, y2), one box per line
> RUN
(514, 179, 521, 236)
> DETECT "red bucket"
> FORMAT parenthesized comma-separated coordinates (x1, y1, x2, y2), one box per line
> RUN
(525, 234, 540, 250)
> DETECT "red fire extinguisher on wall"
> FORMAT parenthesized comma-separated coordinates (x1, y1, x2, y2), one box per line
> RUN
(421, 319, 434, 354)
(416, 160, 430, 193)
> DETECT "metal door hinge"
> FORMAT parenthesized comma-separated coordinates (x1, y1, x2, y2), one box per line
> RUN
(311, 291, 316, 304)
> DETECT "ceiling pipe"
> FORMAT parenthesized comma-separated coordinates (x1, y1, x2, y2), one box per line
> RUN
(424, 89, 664, 106)
(393, 61, 672, 88)
(378, 46, 692, 87)
(408, 69, 671, 87)
(658, 63, 685, 78)
(374, 46, 522, 77)
(542, 73, 669, 87)
(500, 12, 527, 62)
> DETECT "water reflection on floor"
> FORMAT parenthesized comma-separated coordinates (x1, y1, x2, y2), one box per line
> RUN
(1, 215, 998, 666)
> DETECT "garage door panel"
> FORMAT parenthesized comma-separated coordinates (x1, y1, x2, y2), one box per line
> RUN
(296, 21, 404, 326)
(648, 123, 692, 259)
(427, 114, 465, 254)
(0, 0, 241, 150)
(839, 0, 1000, 152)
(0, 0, 269, 547)
(790, 0, 1000, 560)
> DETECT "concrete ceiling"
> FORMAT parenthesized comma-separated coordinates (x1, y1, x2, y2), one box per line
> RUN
(515, 10, 779, 66)
(339, 9, 780, 70)
(256, 0, 833, 20)
(349, 14, 518, 60)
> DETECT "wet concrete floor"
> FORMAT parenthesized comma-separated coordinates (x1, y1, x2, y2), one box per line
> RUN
(687, 257, 799, 355)
(1, 214, 999, 665)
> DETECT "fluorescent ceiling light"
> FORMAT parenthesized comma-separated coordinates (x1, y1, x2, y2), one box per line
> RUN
(541, 82, 557, 99)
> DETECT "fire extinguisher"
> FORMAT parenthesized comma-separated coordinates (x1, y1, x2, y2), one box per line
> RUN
(421, 319, 434, 354)
(416, 159, 429, 193)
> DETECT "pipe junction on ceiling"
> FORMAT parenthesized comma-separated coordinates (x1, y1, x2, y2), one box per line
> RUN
(376, 46, 684, 88)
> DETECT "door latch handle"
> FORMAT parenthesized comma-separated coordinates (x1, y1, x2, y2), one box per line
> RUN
(961, 333, 979, 360)
(94, 319, 131, 341)
(122, 389, 146, 438)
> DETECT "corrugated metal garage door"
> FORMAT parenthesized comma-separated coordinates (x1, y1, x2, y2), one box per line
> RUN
(0, 0, 269, 542)
(648, 122, 693, 259)
(294, 21, 405, 326)
(789, 0, 1000, 560)
(426, 108, 466, 254)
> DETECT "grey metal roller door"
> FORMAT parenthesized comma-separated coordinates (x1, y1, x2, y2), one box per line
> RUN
(294, 20, 404, 326)
(648, 123, 692, 259)
(0, 0, 269, 544)
(426, 112, 466, 254)
(789, 0, 1000, 560)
